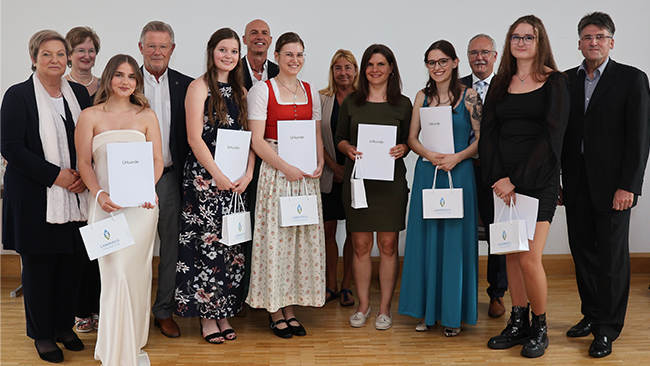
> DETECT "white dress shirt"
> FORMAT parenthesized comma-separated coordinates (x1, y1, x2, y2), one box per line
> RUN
(143, 67, 172, 167)
(245, 56, 270, 88)
(472, 72, 496, 102)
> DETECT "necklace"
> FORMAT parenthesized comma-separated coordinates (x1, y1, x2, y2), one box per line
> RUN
(53, 91, 62, 98)
(68, 73, 94, 87)
(516, 73, 530, 86)
(250, 66, 264, 75)
(276, 78, 299, 100)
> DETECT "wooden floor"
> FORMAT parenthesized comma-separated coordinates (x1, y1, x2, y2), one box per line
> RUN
(1, 274, 649, 365)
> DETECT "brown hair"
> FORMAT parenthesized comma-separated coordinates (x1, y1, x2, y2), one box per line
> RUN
(422, 40, 462, 109)
(204, 28, 248, 129)
(352, 44, 403, 106)
(66, 26, 100, 53)
(320, 49, 359, 97)
(94, 54, 149, 112)
(29, 30, 69, 72)
(274, 32, 304, 54)
(487, 15, 558, 104)
(578, 12, 615, 36)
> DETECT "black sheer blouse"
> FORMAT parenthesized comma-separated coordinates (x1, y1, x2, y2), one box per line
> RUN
(479, 72, 570, 190)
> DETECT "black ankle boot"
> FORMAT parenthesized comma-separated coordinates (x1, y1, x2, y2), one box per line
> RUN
(521, 311, 549, 358)
(487, 305, 530, 349)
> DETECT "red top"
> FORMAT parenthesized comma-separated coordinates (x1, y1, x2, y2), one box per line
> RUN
(264, 80, 313, 140)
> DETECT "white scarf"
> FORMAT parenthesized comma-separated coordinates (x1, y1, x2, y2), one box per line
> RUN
(33, 73, 89, 223)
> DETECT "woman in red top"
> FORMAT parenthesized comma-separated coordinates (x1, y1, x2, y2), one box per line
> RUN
(246, 32, 326, 338)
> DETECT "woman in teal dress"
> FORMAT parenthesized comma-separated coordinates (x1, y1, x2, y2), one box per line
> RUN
(398, 40, 482, 336)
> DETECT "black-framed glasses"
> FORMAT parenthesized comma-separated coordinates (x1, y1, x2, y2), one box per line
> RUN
(426, 58, 450, 69)
(510, 35, 536, 45)
(580, 34, 613, 42)
(468, 50, 494, 58)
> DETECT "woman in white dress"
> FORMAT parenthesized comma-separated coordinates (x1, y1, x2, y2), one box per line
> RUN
(76, 54, 163, 366)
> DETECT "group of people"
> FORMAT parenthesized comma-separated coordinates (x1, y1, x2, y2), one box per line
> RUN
(1, 11, 648, 366)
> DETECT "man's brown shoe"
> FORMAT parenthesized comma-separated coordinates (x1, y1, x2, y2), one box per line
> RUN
(488, 297, 506, 318)
(154, 317, 181, 338)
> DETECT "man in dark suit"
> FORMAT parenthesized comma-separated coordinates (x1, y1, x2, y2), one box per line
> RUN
(460, 34, 508, 319)
(562, 12, 650, 358)
(241, 19, 279, 90)
(239, 19, 279, 313)
(138, 20, 193, 338)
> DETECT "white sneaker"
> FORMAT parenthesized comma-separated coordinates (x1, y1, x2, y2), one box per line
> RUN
(375, 312, 392, 330)
(349, 307, 372, 327)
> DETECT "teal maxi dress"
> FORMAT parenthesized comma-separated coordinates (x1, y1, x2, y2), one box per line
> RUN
(398, 89, 478, 328)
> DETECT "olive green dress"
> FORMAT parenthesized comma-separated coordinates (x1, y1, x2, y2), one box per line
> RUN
(335, 95, 412, 232)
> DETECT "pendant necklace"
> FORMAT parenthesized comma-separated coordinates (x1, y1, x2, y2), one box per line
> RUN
(516, 73, 530, 86)
(276, 78, 299, 100)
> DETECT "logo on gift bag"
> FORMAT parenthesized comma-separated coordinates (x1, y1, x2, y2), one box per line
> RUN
(297, 204, 303, 214)
(502, 230, 507, 240)
(238, 222, 242, 232)
(104, 229, 110, 240)
(439, 197, 446, 207)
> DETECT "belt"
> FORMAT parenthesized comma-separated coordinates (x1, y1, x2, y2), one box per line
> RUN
(163, 165, 174, 174)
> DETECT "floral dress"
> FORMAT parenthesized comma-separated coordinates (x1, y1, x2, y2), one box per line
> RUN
(174, 83, 246, 319)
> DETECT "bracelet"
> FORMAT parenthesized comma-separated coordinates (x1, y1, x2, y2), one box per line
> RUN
(95, 189, 106, 198)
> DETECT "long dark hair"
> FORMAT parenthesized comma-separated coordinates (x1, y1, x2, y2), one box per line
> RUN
(487, 15, 557, 104)
(95, 54, 149, 112)
(422, 40, 462, 109)
(352, 44, 402, 106)
(205, 28, 248, 129)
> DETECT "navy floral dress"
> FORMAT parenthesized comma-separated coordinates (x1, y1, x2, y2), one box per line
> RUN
(174, 83, 247, 319)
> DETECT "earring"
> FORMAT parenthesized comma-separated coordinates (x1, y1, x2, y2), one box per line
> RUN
(67, 61, 72, 67)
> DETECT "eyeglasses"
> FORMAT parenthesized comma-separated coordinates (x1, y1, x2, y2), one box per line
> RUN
(281, 52, 305, 59)
(426, 58, 450, 69)
(510, 35, 536, 45)
(73, 48, 96, 56)
(580, 34, 613, 42)
(468, 50, 494, 58)
(144, 43, 171, 53)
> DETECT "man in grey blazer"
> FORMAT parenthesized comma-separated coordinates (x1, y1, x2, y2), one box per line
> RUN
(562, 12, 650, 358)
(138, 20, 193, 338)
(460, 34, 507, 319)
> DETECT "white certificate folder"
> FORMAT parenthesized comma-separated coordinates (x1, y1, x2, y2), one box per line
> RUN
(419, 106, 455, 156)
(214, 129, 251, 183)
(277, 120, 317, 175)
(106, 141, 156, 208)
(355, 124, 397, 181)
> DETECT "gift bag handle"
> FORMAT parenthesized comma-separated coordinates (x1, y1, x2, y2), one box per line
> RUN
(90, 189, 116, 229)
(432, 166, 455, 190)
(227, 192, 247, 215)
(284, 177, 311, 198)
(495, 196, 520, 223)
(350, 155, 363, 182)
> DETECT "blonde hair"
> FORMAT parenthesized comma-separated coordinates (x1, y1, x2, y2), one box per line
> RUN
(320, 49, 359, 97)
(29, 30, 68, 72)
(94, 54, 149, 112)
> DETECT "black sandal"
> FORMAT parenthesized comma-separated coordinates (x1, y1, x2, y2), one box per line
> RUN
(325, 288, 339, 303)
(221, 328, 237, 341)
(339, 289, 355, 307)
(200, 320, 224, 344)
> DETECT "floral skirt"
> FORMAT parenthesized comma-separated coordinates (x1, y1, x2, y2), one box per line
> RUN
(246, 141, 325, 312)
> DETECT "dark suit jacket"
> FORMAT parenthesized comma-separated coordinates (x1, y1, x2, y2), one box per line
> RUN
(1, 76, 92, 254)
(562, 59, 650, 211)
(141, 67, 193, 193)
(241, 56, 279, 90)
(460, 75, 473, 88)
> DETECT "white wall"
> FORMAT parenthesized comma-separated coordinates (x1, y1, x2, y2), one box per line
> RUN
(2, 0, 650, 255)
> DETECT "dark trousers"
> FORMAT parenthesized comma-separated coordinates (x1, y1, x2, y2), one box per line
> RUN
(242, 156, 262, 299)
(474, 162, 508, 299)
(76, 257, 100, 318)
(565, 160, 631, 340)
(21, 252, 84, 340)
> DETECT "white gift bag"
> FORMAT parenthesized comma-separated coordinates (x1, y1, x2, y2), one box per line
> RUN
(220, 192, 252, 246)
(79, 190, 135, 260)
(489, 198, 529, 254)
(279, 178, 319, 227)
(350, 155, 368, 209)
(422, 167, 464, 219)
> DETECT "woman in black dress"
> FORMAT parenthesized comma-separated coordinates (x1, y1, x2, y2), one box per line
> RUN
(174, 28, 254, 344)
(479, 15, 569, 358)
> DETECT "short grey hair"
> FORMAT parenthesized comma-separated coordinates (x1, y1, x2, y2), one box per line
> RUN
(139, 21, 175, 44)
(467, 33, 497, 53)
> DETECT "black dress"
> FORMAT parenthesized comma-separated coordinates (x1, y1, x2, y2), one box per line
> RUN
(480, 72, 570, 222)
(174, 83, 246, 319)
